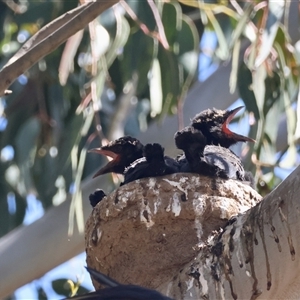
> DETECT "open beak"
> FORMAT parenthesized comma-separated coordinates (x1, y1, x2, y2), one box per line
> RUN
(89, 148, 120, 178)
(222, 106, 255, 143)
(88, 148, 118, 159)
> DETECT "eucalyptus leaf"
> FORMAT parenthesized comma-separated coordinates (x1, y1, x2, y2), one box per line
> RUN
(229, 39, 241, 94)
(0, 183, 10, 237)
(158, 45, 180, 116)
(126, 0, 156, 31)
(51, 279, 72, 297)
(14, 1, 58, 28)
(237, 63, 259, 119)
(230, 3, 254, 48)
(149, 58, 162, 116)
(37, 286, 47, 300)
(105, 13, 130, 68)
(280, 89, 297, 168)
(255, 0, 285, 67)
(161, 2, 182, 46)
(120, 30, 154, 96)
(207, 11, 229, 60)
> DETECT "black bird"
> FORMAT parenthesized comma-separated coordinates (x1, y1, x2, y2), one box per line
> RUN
(175, 107, 255, 185)
(88, 136, 144, 207)
(191, 106, 255, 147)
(123, 143, 180, 185)
(89, 189, 106, 208)
(65, 267, 173, 300)
(89, 136, 144, 178)
(175, 127, 232, 179)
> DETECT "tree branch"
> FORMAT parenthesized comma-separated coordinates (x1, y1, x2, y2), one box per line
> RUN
(161, 165, 300, 299)
(0, 0, 119, 96)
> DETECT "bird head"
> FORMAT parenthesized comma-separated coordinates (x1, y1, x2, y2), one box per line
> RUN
(191, 106, 255, 147)
(89, 136, 144, 178)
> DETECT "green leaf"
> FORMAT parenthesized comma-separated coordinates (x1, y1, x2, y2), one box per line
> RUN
(75, 285, 91, 295)
(161, 2, 182, 46)
(207, 12, 229, 60)
(105, 13, 130, 68)
(37, 286, 47, 300)
(280, 89, 297, 168)
(51, 279, 72, 297)
(176, 15, 199, 99)
(126, 0, 156, 31)
(236, 63, 260, 169)
(14, 2, 58, 28)
(120, 30, 154, 96)
(14, 117, 41, 193)
(149, 58, 162, 116)
(230, 3, 254, 48)
(295, 86, 300, 140)
(120, 0, 157, 91)
(255, 1, 285, 67)
(259, 132, 277, 165)
(177, 15, 199, 58)
(0, 184, 10, 238)
(229, 39, 241, 94)
(13, 191, 27, 228)
(274, 25, 298, 83)
(68, 146, 87, 236)
(263, 72, 281, 115)
(14, 116, 40, 165)
(158, 46, 180, 116)
(237, 63, 260, 119)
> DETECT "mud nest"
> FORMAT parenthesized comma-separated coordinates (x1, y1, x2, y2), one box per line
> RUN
(85, 173, 262, 290)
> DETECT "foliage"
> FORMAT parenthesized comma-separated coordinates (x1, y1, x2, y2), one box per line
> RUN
(51, 278, 90, 297)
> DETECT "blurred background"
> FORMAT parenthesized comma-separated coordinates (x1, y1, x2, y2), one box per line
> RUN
(0, 0, 299, 298)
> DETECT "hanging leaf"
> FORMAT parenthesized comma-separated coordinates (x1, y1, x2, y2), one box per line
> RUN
(255, 0, 285, 67)
(120, 30, 154, 96)
(161, 2, 182, 46)
(52, 279, 73, 297)
(158, 45, 180, 116)
(229, 39, 241, 94)
(230, 3, 254, 48)
(237, 63, 259, 119)
(280, 89, 297, 168)
(59, 29, 84, 86)
(149, 58, 162, 117)
(206, 10, 229, 60)
(176, 14, 199, 102)
(105, 12, 130, 68)
(37, 286, 48, 300)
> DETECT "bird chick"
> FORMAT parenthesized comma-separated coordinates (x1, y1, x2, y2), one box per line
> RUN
(89, 189, 106, 208)
(175, 107, 255, 186)
(89, 136, 144, 178)
(123, 143, 180, 185)
(191, 106, 255, 148)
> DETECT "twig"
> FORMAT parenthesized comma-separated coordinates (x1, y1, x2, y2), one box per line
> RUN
(120, 0, 169, 49)
(147, 0, 169, 49)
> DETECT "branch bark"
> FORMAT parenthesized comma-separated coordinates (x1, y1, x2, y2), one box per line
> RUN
(161, 165, 300, 299)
